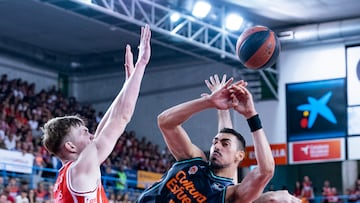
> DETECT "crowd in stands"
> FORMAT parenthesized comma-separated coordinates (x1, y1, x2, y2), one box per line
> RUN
(282, 175, 360, 203)
(0, 73, 175, 202)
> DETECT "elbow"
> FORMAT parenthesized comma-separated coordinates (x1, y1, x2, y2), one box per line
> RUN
(157, 111, 169, 129)
(118, 112, 132, 124)
(158, 110, 177, 130)
(256, 156, 275, 183)
(260, 159, 275, 181)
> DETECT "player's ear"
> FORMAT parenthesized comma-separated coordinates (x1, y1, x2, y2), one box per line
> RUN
(64, 141, 76, 153)
(235, 150, 245, 163)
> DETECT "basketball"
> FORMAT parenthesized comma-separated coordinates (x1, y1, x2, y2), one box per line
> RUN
(236, 25, 281, 70)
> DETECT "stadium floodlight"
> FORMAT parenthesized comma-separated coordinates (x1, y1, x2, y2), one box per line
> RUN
(192, 1, 211, 18)
(225, 13, 244, 31)
(170, 12, 181, 22)
(79, 0, 92, 4)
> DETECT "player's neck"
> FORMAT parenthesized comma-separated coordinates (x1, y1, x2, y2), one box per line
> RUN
(213, 165, 237, 180)
(61, 154, 78, 166)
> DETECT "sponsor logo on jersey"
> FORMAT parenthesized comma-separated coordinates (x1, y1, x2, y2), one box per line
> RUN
(188, 166, 198, 175)
(166, 170, 207, 203)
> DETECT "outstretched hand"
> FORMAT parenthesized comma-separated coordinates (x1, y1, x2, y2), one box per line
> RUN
(137, 24, 151, 66)
(204, 74, 231, 94)
(206, 78, 235, 110)
(124, 24, 151, 80)
(229, 81, 257, 118)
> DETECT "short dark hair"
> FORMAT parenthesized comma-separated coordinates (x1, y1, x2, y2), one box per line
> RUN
(219, 128, 246, 151)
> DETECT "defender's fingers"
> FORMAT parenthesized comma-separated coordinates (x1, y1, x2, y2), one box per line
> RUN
(205, 80, 212, 90)
(221, 74, 227, 84)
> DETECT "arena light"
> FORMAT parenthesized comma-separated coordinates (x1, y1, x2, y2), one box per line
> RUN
(225, 13, 243, 31)
(170, 12, 181, 22)
(79, 0, 92, 4)
(192, 1, 212, 18)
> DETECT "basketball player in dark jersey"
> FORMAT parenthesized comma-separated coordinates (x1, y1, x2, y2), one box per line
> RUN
(137, 74, 300, 203)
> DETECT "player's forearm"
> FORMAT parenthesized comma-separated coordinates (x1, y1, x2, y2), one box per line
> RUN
(252, 128, 275, 179)
(158, 96, 214, 129)
(109, 63, 146, 123)
(94, 64, 147, 163)
(217, 109, 233, 131)
(95, 63, 146, 137)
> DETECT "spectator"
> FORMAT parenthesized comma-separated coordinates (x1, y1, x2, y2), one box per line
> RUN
(301, 176, 314, 203)
(327, 187, 340, 203)
(27, 190, 35, 203)
(6, 178, 19, 199)
(119, 193, 131, 203)
(18, 180, 29, 197)
(346, 187, 357, 202)
(3, 190, 14, 203)
(322, 180, 332, 203)
(34, 182, 48, 203)
(4, 132, 16, 151)
(46, 184, 54, 202)
(293, 181, 302, 199)
(15, 190, 28, 203)
(116, 165, 127, 191)
(0, 193, 9, 203)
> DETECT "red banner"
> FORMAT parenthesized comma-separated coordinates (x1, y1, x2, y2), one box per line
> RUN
(289, 138, 344, 164)
(240, 143, 287, 167)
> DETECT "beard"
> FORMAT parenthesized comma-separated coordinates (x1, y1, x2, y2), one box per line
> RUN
(209, 156, 229, 169)
(209, 161, 223, 169)
(209, 150, 233, 169)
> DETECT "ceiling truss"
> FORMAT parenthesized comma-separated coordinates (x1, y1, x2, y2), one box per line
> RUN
(41, 0, 279, 100)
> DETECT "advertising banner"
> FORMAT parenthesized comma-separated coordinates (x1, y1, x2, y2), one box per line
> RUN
(0, 149, 34, 174)
(240, 143, 287, 167)
(289, 138, 344, 164)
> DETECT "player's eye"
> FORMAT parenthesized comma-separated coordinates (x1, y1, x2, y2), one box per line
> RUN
(222, 141, 230, 147)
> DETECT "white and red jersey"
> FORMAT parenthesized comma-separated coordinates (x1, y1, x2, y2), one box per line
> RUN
(54, 161, 109, 203)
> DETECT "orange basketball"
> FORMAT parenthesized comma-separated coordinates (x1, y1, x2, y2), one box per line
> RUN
(236, 25, 281, 70)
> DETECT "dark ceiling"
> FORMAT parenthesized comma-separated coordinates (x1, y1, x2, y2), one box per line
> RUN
(1, 0, 360, 76)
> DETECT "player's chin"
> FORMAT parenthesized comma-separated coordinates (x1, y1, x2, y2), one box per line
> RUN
(209, 159, 223, 169)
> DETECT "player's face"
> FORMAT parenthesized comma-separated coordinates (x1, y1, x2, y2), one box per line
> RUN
(209, 132, 239, 169)
(68, 125, 94, 153)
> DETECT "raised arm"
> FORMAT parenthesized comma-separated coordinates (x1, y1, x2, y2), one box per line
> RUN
(94, 26, 138, 137)
(204, 74, 234, 130)
(158, 78, 234, 161)
(85, 25, 151, 165)
(226, 83, 275, 203)
(96, 25, 151, 163)
(69, 25, 151, 192)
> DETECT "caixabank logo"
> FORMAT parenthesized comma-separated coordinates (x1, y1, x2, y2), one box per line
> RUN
(286, 78, 347, 142)
(297, 91, 337, 129)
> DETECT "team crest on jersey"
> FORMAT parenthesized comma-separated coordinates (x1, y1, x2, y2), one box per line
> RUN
(188, 166, 198, 174)
(211, 182, 225, 191)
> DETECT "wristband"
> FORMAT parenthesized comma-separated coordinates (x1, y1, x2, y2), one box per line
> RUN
(247, 114, 262, 132)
